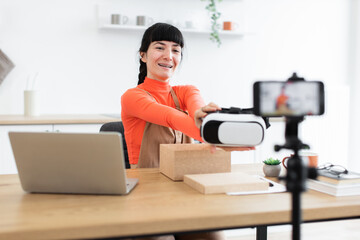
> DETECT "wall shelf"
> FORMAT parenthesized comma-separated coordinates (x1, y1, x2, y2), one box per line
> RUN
(99, 24, 245, 37)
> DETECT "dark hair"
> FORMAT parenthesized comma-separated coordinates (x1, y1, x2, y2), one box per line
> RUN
(138, 23, 184, 85)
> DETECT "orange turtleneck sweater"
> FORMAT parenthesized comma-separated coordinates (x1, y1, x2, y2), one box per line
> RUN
(121, 77, 205, 165)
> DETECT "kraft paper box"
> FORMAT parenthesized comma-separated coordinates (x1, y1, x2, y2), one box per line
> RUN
(184, 172, 269, 194)
(159, 144, 231, 181)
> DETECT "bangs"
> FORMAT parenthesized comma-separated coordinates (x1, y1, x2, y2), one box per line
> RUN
(140, 23, 184, 51)
(149, 24, 184, 47)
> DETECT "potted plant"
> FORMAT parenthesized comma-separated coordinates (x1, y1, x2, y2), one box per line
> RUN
(263, 158, 281, 177)
(201, 0, 222, 47)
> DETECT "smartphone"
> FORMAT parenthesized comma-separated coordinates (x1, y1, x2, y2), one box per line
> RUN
(253, 81, 325, 117)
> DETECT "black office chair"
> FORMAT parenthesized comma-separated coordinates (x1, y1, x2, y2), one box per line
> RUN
(100, 121, 130, 169)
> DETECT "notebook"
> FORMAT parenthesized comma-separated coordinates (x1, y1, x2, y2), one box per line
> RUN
(8, 131, 138, 195)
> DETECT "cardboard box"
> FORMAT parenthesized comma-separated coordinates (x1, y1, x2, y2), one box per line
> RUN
(184, 172, 269, 194)
(159, 144, 231, 181)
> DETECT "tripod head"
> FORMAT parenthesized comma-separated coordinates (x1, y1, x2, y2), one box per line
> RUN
(275, 116, 317, 192)
(274, 117, 309, 153)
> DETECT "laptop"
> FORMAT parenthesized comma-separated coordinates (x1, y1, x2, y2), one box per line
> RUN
(8, 131, 138, 195)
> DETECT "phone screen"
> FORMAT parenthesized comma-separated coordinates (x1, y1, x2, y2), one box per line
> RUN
(253, 81, 325, 117)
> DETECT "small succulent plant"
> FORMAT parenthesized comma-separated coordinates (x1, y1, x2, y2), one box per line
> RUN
(263, 158, 281, 165)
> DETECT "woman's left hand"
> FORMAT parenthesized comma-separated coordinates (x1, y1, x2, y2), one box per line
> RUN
(194, 102, 221, 129)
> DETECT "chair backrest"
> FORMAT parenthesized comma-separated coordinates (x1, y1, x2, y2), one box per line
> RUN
(100, 121, 130, 169)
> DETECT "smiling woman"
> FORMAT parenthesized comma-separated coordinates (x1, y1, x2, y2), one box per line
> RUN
(121, 22, 221, 169)
(120, 22, 225, 240)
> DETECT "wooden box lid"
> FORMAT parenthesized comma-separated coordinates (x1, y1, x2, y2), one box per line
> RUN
(184, 172, 269, 194)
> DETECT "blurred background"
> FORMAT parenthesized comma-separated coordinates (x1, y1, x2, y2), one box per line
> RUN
(0, 0, 359, 171)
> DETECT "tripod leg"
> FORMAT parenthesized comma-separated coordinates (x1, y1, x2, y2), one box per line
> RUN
(292, 191, 301, 240)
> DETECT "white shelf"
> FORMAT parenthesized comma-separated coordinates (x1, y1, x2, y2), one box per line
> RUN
(99, 24, 245, 37)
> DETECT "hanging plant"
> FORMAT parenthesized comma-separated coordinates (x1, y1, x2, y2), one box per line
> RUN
(201, 0, 222, 47)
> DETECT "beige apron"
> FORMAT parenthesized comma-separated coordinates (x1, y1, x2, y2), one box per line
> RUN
(134, 88, 193, 168)
(128, 89, 225, 240)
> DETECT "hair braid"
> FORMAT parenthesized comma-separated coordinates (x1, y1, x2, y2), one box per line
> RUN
(138, 59, 147, 85)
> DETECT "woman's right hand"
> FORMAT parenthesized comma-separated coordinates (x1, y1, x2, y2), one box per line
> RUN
(194, 102, 221, 129)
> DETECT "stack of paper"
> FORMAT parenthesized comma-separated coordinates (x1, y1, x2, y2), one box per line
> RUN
(308, 170, 360, 196)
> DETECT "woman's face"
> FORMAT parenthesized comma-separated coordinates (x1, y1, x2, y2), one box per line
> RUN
(141, 40, 182, 82)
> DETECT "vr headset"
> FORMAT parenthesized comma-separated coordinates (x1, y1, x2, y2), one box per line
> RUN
(201, 107, 270, 147)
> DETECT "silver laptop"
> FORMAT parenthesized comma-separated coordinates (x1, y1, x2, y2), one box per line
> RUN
(8, 131, 138, 195)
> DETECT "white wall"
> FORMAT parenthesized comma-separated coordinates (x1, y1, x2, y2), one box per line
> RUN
(348, 0, 360, 172)
(0, 0, 356, 168)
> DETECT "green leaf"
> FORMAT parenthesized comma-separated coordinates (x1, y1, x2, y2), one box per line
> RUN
(202, 0, 222, 47)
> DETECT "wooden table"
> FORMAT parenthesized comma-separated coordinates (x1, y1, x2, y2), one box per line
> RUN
(0, 164, 360, 240)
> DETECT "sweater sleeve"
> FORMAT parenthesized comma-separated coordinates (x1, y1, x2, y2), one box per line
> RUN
(175, 85, 205, 118)
(121, 88, 203, 141)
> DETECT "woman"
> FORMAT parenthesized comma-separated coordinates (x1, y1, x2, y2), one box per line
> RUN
(121, 23, 226, 240)
(121, 23, 221, 169)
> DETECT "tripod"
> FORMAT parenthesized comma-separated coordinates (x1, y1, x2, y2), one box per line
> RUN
(273, 73, 318, 240)
(275, 117, 316, 240)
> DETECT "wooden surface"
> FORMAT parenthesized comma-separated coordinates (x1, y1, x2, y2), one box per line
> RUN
(0, 114, 121, 125)
(0, 164, 360, 240)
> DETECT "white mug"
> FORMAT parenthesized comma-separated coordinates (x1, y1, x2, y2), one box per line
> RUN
(136, 16, 154, 26)
(185, 21, 194, 29)
(111, 14, 129, 25)
(166, 19, 175, 26)
(24, 90, 39, 116)
(282, 151, 319, 169)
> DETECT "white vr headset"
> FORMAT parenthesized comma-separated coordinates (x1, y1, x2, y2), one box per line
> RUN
(200, 108, 269, 147)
